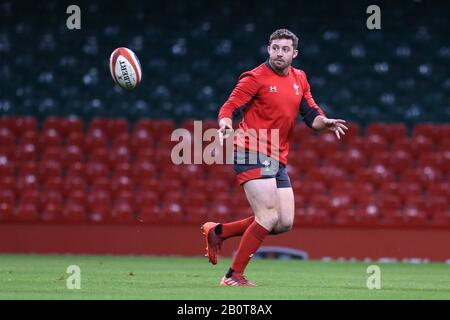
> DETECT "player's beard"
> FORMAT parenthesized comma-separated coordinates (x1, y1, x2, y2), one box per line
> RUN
(270, 57, 291, 74)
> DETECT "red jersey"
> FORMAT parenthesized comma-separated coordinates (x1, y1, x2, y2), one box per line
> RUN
(218, 62, 325, 165)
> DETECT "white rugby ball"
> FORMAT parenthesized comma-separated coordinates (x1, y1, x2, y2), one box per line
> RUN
(109, 47, 142, 90)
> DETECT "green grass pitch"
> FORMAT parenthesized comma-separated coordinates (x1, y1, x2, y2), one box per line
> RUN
(0, 254, 449, 299)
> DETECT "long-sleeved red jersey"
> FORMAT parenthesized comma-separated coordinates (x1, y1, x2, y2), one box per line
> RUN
(218, 61, 325, 165)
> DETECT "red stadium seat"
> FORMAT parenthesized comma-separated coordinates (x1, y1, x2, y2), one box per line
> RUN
(315, 132, 341, 158)
(403, 197, 428, 226)
(378, 181, 400, 196)
(358, 203, 382, 227)
(152, 119, 176, 141)
(39, 160, 62, 179)
(416, 166, 444, 185)
(133, 160, 157, 181)
(186, 178, 208, 191)
(427, 196, 450, 227)
(296, 135, 317, 154)
(208, 179, 232, 195)
(413, 124, 439, 144)
(209, 202, 234, 223)
(443, 150, 450, 174)
(0, 155, 14, 177)
(398, 182, 423, 202)
(291, 124, 315, 149)
(435, 125, 450, 145)
(162, 191, 183, 203)
(329, 193, 352, 216)
(110, 118, 129, 137)
(342, 147, 366, 173)
(364, 134, 388, 155)
(378, 194, 402, 211)
(137, 205, 162, 224)
(85, 161, 109, 182)
(43, 117, 68, 138)
(111, 175, 133, 196)
(0, 189, 15, 221)
(425, 182, 449, 198)
(293, 149, 319, 172)
(19, 130, 38, 146)
(154, 147, 173, 168)
(112, 133, 131, 148)
(386, 124, 408, 143)
(15, 117, 37, 136)
(89, 118, 111, 138)
(369, 164, 395, 188)
(18, 161, 37, 176)
(110, 144, 131, 164)
(179, 164, 205, 183)
(0, 128, 15, 147)
(0, 176, 15, 193)
(86, 129, 109, 152)
(66, 132, 85, 150)
(111, 198, 135, 223)
(341, 122, 361, 142)
(40, 128, 62, 149)
(88, 190, 111, 222)
(334, 208, 358, 226)
(114, 162, 132, 177)
(399, 169, 424, 189)
(0, 117, 17, 133)
(63, 200, 87, 222)
(17, 173, 39, 192)
(366, 123, 407, 144)
(41, 201, 64, 222)
(14, 201, 38, 222)
(64, 145, 84, 167)
(44, 176, 64, 192)
(66, 162, 86, 179)
(296, 180, 326, 198)
(131, 128, 156, 153)
(184, 205, 208, 224)
(183, 191, 207, 208)
(65, 116, 84, 135)
(137, 178, 159, 193)
(390, 149, 413, 175)
(380, 209, 404, 227)
(366, 123, 388, 140)
(136, 191, 159, 210)
(42, 146, 63, 163)
(90, 147, 111, 166)
(417, 153, 443, 170)
(16, 143, 37, 162)
(306, 195, 331, 223)
(390, 137, 412, 155)
(160, 201, 184, 223)
(411, 135, 435, 156)
(368, 151, 390, 167)
(91, 177, 111, 194)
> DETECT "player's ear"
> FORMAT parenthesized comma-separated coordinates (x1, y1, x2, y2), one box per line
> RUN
(267, 45, 271, 55)
(293, 49, 299, 59)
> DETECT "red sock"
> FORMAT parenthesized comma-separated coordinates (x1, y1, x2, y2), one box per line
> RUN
(230, 221, 270, 273)
(220, 216, 254, 240)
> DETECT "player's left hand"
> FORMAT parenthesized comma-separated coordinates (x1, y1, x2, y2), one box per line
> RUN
(323, 118, 348, 139)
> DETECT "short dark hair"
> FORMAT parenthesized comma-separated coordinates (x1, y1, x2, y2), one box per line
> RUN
(269, 29, 299, 50)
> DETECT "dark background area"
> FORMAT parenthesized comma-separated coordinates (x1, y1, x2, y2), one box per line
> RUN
(1, 0, 449, 127)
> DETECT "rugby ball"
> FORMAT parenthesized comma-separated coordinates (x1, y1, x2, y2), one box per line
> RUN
(109, 47, 142, 90)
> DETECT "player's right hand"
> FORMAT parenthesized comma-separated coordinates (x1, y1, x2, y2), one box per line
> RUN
(218, 118, 233, 146)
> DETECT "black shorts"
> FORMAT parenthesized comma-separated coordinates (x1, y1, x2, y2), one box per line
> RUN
(233, 150, 291, 188)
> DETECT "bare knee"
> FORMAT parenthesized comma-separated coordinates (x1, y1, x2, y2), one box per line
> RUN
(255, 208, 279, 231)
(271, 221, 293, 234)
